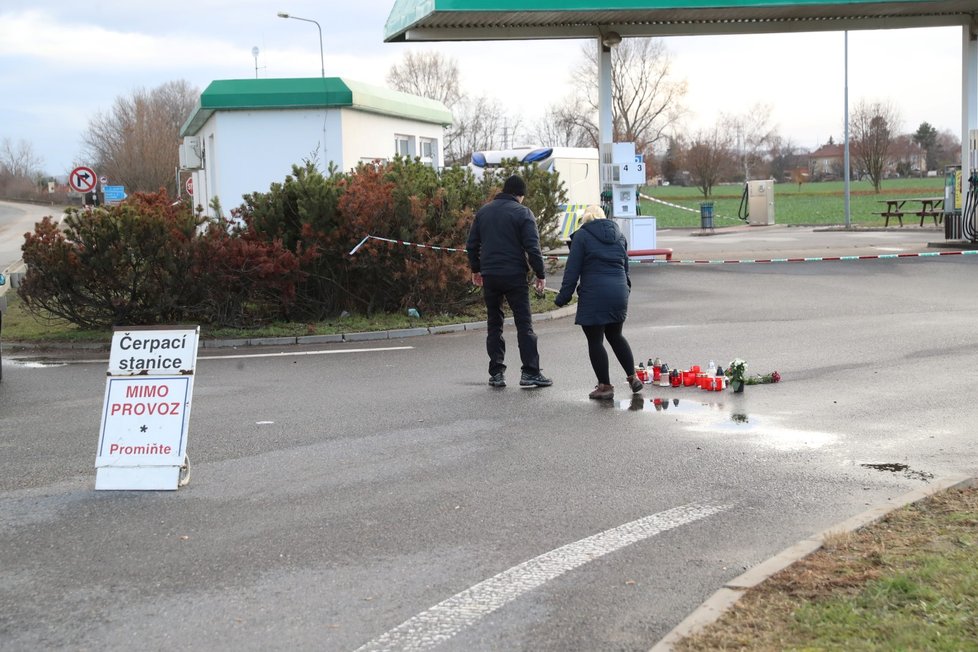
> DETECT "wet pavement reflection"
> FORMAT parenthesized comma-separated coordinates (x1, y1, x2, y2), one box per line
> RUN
(613, 396, 839, 451)
(616, 396, 735, 416)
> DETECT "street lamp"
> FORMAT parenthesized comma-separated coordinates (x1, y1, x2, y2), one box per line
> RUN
(277, 11, 324, 78)
(251, 46, 260, 78)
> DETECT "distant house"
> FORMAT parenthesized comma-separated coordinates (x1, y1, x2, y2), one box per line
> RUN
(889, 136, 927, 176)
(809, 143, 845, 180)
(179, 77, 452, 217)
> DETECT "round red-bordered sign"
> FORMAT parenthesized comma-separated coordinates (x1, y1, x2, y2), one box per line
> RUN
(186, 177, 194, 196)
(69, 166, 97, 193)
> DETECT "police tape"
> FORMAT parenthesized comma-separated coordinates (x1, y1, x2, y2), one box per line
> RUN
(349, 234, 466, 255)
(639, 193, 741, 223)
(638, 193, 698, 213)
(350, 234, 978, 265)
(630, 250, 978, 265)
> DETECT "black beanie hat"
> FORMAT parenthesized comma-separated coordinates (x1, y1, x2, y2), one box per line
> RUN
(502, 175, 527, 196)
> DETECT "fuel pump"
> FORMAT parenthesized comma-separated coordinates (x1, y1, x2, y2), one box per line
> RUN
(962, 167, 978, 242)
(736, 180, 776, 225)
(965, 130, 978, 242)
(737, 184, 749, 223)
(946, 129, 978, 242)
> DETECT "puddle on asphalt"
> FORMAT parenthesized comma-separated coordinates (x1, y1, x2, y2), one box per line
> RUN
(617, 396, 755, 428)
(616, 397, 838, 451)
(860, 462, 934, 482)
(617, 396, 742, 419)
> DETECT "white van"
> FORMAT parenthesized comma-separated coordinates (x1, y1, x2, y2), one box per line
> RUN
(469, 146, 601, 240)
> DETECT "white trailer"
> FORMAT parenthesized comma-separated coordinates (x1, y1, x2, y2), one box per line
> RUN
(469, 146, 600, 240)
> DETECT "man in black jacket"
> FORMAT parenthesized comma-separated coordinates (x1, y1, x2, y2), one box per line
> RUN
(466, 174, 552, 388)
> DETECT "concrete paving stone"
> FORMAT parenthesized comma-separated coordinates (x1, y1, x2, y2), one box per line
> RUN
(428, 324, 466, 334)
(463, 321, 488, 330)
(297, 334, 344, 344)
(649, 587, 745, 652)
(344, 331, 390, 341)
(388, 327, 429, 339)
(249, 336, 297, 346)
(202, 338, 250, 348)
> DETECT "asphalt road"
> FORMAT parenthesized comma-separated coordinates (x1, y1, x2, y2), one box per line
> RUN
(0, 200, 63, 274)
(2, 220, 977, 650)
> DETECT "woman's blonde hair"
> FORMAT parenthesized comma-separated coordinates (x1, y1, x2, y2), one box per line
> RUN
(579, 204, 606, 224)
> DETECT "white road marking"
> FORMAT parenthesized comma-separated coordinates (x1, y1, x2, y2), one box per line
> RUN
(354, 502, 732, 652)
(198, 346, 413, 361)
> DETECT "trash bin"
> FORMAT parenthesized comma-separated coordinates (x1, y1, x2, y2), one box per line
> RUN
(699, 201, 714, 229)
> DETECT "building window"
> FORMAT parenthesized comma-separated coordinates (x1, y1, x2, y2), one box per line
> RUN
(395, 134, 413, 158)
(420, 137, 438, 168)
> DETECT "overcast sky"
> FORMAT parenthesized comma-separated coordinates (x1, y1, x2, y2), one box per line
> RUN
(0, 1, 965, 176)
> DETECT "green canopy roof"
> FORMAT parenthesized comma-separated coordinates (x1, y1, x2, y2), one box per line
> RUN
(181, 77, 453, 136)
(384, 0, 976, 41)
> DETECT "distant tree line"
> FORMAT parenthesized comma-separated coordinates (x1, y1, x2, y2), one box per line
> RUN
(388, 42, 961, 197)
(5, 40, 963, 204)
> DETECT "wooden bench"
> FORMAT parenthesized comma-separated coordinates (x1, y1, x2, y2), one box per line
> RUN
(627, 248, 673, 262)
(872, 211, 904, 227)
(877, 197, 943, 228)
(912, 209, 943, 227)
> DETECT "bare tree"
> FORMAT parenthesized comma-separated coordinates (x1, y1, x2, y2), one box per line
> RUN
(386, 50, 463, 108)
(532, 98, 594, 148)
(387, 51, 528, 166)
(444, 96, 521, 167)
(0, 137, 45, 199)
(933, 128, 961, 171)
(552, 38, 687, 156)
(0, 137, 44, 179)
(727, 103, 776, 181)
(850, 99, 900, 193)
(685, 120, 736, 198)
(767, 135, 803, 185)
(82, 80, 198, 194)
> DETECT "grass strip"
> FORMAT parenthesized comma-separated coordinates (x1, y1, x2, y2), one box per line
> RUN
(676, 485, 978, 651)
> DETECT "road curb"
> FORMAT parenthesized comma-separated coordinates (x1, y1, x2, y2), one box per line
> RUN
(3, 301, 577, 353)
(649, 474, 978, 651)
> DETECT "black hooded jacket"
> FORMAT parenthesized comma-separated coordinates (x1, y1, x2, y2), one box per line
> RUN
(466, 194, 546, 279)
(554, 218, 631, 326)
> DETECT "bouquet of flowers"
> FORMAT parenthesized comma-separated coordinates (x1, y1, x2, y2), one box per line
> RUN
(746, 371, 782, 385)
(725, 358, 747, 384)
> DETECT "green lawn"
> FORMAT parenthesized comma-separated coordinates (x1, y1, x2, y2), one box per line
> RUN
(639, 178, 947, 228)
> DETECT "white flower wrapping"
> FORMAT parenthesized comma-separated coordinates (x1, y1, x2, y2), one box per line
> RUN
(726, 358, 747, 380)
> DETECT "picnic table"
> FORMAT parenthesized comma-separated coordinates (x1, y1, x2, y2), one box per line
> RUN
(876, 197, 944, 227)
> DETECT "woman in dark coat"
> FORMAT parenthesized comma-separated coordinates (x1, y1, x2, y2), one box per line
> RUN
(554, 205, 643, 400)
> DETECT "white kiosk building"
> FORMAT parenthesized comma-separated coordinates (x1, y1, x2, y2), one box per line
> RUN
(179, 77, 452, 217)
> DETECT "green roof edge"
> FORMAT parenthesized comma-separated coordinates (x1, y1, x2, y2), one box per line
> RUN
(383, 0, 929, 41)
(181, 77, 452, 136)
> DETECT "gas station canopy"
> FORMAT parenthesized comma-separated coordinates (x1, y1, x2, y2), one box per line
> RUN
(384, 0, 978, 236)
(384, 0, 977, 42)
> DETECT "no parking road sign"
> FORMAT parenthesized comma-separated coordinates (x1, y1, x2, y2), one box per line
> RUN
(69, 166, 97, 193)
